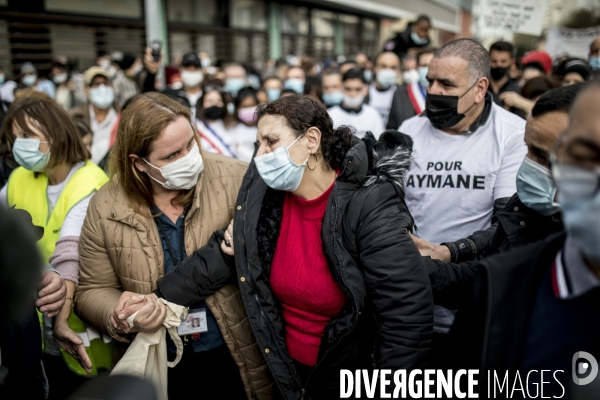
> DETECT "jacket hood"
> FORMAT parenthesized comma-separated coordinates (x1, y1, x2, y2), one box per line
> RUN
(358, 130, 413, 195)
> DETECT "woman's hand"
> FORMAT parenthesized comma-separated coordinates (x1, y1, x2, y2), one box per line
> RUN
(129, 296, 167, 333)
(36, 270, 67, 318)
(53, 321, 93, 374)
(112, 294, 166, 334)
(220, 219, 234, 256)
(111, 291, 146, 332)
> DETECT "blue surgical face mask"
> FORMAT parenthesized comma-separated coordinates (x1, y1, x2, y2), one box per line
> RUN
(200, 58, 211, 68)
(226, 102, 235, 115)
(13, 138, 51, 172)
(89, 84, 114, 109)
(553, 162, 600, 265)
(589, 57, 600, 71)
(516, 157, 560, 216)
(363, 69, 373, 83)
(225, 78, 246, 96)
(254, 134, 308, 192)
(266, 88, 281, 102)
(411, 32, 428, 45)
(376, 69, 397, 89)
(322, 91, 344, 106)
(284, 78, 304, 94)
(418, 66, 429, 88)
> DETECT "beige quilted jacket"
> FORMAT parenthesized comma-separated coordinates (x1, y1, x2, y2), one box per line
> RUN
(76, 151, 273, 399)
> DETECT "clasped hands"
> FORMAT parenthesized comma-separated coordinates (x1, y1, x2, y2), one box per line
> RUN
(111, 291, 167, 334)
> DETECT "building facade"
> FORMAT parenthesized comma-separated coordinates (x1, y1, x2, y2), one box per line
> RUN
(0, 0, 465, 78)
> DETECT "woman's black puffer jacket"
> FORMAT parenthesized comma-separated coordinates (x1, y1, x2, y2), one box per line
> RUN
(157, 132, 434, 400)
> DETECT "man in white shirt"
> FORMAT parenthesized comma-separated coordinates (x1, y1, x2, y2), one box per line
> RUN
(69, 67, 118, 165)
(399, 39, 527, 345)
(367, 52, 400, 127)
(328, 68, 384, 139)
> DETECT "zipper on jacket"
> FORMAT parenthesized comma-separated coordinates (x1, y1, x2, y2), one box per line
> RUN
(246, 271, 305, 396)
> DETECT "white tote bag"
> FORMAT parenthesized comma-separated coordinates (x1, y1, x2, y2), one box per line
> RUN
(111, 299, 187, 400)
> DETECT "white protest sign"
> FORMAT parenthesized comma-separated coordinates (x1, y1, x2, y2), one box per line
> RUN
(479, 0, 548, 37)
(546, 25, 600, 59)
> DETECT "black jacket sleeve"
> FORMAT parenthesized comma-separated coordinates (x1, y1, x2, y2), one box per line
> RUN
(442, 196, 510, 262)
(424, 257, 480, 310)
(156, 230, 235, 307)
(353, 183, 434, 369)
(141, 71, 156, 93)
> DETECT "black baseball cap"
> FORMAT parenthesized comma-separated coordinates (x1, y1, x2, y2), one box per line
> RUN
(181, 52, 201, 67)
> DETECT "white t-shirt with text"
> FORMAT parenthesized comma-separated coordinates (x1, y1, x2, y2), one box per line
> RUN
(401, 104, 526, 334)
(328, 104, 384, 139)
(400, 104, 526, 244)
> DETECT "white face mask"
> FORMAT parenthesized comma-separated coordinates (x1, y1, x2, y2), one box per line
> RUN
(53, 73, 68, 84)
(181, 70, 203, 88)
(89, 84, 114, 109)
(343, 94, 364, 109)
(170, 81, 183, 90)
(402, 69, 420, 84)
(375, 69, 397, 89)
(143, 141, 204, 190)
(22, 75, 37, 87)
(100, 59, 111, 70)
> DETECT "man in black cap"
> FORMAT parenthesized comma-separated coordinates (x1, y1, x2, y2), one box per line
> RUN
(113, 53, 143, 109)
(161, 52, 204, 119)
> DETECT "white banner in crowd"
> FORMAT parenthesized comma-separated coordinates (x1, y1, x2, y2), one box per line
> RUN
(478, 0, 548, 37)
(546, 25, 600, 59)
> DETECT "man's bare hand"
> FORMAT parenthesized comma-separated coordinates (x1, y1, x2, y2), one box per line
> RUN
(410, 234, 452, 262)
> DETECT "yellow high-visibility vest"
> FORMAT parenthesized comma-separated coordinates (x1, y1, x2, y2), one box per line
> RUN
(7, 161, 113, 376)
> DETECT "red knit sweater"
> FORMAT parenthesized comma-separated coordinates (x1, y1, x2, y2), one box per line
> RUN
(270, 182, 347, 367)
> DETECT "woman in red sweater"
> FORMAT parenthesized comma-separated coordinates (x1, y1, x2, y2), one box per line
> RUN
(149, 95, 433, 399)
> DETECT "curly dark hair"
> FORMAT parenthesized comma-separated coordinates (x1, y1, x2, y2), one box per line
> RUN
(255, 94, 353, 171)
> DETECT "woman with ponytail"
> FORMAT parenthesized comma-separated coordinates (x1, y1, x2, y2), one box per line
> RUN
(117, 95, 433, 400)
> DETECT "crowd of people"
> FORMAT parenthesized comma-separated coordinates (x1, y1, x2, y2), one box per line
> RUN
(1, 13, 600, 400)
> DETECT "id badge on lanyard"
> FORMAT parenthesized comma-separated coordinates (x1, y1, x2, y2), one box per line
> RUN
(177, 308, 208, 336)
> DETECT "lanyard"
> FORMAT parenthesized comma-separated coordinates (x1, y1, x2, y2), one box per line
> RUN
(155, 216, 185, 266)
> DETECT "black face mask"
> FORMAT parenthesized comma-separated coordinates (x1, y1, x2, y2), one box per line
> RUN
(203, 105, 225, 120)
(425, 80, 478, 129)
(490, 66, 509, 81)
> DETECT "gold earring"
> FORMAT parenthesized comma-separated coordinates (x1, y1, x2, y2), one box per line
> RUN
(306, 154, 318, 171)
